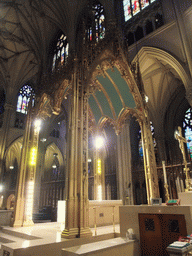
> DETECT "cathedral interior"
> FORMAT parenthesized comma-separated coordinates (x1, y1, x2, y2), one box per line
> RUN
(0, 0, 192, 253)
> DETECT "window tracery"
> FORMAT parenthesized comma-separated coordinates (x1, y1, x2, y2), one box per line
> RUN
(123, 0, 156, 22)
(16, 85, 35, 115)
(52, 33, 69, 71)
(84, 1, 105, 43)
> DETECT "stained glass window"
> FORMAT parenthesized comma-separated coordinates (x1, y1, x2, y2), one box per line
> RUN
(85, 1, 105, 43)
(52, 33, 69, 71)
(123, 0, 132, 21)
(123, 0, 156, 22)
(138, 121, 156, 159)
(183, 108, 192, 158)
(132, 0, 140, 16)
(141, 0, 149, 9)
(16, 85, 35, 114)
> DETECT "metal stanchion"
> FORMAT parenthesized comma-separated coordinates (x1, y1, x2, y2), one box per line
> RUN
(112, 206, 115, 233)
(94, 207, 97, 236)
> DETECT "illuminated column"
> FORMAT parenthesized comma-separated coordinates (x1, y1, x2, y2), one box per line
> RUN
(141, 118, 159, 204)
(62, 60, 92, 238)
(94, 136, 105, 201)
(94, 157, 102, 201)
(23, 119, 41, 226)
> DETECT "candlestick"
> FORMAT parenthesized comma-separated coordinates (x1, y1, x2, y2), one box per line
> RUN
(164, 183, 170, 202)
(162, 161, 167, 184)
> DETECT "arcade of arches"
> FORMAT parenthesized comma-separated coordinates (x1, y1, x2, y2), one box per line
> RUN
(0, 0, 191, 239)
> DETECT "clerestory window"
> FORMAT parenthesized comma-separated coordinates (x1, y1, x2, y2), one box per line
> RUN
(52, 33, 69, 71)
(123, 0, 156, 22)
(84, 1, 105, 43)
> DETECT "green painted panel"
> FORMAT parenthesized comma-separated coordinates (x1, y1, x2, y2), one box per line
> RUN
(95, 90, 113, 119)
(107, 67, 136, 108)
(89, 95, 102, 123)
(97, 75, 123, 117)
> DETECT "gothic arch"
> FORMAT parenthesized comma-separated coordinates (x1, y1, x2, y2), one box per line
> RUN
(132, 46, 190, 136)
(4, 137, 23, 171)
(44, 142, 64, 177)
(133, 46, 191, 92)
(87, 46, 144, 130)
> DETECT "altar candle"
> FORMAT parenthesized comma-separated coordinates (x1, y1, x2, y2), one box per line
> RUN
(162, 161, 167, 184)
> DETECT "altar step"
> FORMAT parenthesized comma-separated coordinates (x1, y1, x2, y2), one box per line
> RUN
(0, 223, 120, 256)
(62, 237, 140, 256)
(0, 226, 40, 241)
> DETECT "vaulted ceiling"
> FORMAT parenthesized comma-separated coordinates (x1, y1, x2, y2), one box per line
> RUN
(0, 0, 189, 132)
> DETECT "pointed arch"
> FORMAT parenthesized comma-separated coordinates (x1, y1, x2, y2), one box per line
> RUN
(44, 142, 64, 173)
(133, 46, 191, 92)
(86, 46, 144, 128)
(4, 136, 23, 170)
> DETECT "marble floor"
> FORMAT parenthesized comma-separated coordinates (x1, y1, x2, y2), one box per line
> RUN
(0, 222, 120, 256)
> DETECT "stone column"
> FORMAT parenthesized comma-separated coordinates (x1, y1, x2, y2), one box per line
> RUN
(13, 107, 32, 227)
(33, 142, 46, 214)
(172, 0, 192, 107)
(116, 119, 133, 205)
(155, 133, 166, 163)
(141, 117, 160, 204)
(172, 0, 192, 79)
(0, 103, 14, 177)
(23, 118, 41, 226)
(116, 132, 123, 200)
(62, 60, 92, 238)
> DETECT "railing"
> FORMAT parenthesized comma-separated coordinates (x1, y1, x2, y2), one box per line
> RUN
(91, 205, 116, 236)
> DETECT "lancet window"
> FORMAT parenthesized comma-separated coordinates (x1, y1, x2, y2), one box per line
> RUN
(16, 85, 35, 115)
(183, 108, 192, 158)
(123, 0, 156, 22)
(84, 1, 105, 43)
(52, 33, 69, 71)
